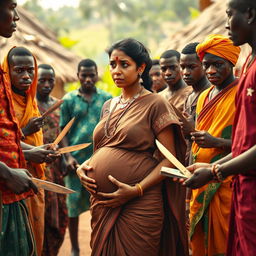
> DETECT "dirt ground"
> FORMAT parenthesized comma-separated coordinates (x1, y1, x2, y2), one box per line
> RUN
(58, 211, 92, 256)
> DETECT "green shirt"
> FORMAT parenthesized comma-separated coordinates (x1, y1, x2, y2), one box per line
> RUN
(60, 88, 112, 164)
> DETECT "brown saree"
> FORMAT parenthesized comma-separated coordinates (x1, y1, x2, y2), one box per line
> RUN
(88, 93, 188, 256)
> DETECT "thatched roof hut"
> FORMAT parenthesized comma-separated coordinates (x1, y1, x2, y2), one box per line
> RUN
(0, 7, 81, 98)
(199, 0, 214, 11)
(158, 0, 251, 73)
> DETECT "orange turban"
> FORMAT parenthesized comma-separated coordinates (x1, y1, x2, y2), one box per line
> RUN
(196, 34, 241, 66)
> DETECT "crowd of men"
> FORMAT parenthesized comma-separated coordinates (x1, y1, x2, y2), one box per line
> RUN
(0, 0, 256, 255)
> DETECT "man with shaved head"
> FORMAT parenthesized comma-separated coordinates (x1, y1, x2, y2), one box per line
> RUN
(149, 59, 167, 93)
(180, 42, 210, 125)
(180, 42, 210, 165)
(159, 49, 192, 112)
(37, 64, 68, 256)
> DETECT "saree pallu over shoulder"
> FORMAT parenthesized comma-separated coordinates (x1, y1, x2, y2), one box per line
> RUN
(190, 81, 238, 256)
(95, 94, 181, 150)
(89, 93, 188, 256)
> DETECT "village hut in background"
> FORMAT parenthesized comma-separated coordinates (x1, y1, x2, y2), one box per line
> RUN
(199, 0, 214, 11)
(0, 7, 81, 98)
(158, 0, 251, 74)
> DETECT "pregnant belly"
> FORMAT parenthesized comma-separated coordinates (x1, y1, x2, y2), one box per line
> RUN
(88, 147, 158, 193)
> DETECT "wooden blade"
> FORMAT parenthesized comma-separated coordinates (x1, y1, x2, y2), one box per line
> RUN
(51, 117, 75, 147)
(161, 167, 188, 179)
(58, 143, 91, 154)
(41, 100, 64, 117)
(32, 178, 75, 194)
(155, 139, 191, 178)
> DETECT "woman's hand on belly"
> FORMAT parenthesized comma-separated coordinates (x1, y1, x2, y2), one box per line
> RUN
(97, 175, 139, 208)
(76, 162, 97, 194)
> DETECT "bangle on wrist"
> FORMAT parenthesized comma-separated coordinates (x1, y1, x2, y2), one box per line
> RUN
(135, 183, 143, 197)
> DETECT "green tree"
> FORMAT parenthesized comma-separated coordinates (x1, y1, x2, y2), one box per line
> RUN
(22, 0, 86, 34)
(79, 0, 198, 46)
(79, 0, 134, 42)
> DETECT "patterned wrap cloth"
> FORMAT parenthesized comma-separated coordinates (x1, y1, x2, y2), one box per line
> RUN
(0, 63, 35, 255)
(2, 48, 45, 256)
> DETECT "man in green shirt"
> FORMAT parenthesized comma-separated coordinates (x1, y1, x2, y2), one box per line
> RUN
(60, 59, 112, 256)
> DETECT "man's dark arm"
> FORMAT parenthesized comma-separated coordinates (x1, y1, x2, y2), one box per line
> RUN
(221, 145, 256, 178)
(0, 162, 37, 194)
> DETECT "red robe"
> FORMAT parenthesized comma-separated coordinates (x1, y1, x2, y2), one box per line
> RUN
(227, 57, 256, 255)
(0, 67, 33, 204)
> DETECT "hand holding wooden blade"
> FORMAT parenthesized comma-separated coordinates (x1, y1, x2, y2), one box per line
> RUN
(41, 100, 64, 118)
(155, 139, 192, 178)
(50, 117, 75, 149)
(57, 143, 91, 154)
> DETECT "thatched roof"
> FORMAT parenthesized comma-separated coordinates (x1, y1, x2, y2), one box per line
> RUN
(0, 6, 81, 98)
(158, 0, 251, 71)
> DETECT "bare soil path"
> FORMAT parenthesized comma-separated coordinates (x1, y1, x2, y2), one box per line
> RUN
(58, 211, 91, 256)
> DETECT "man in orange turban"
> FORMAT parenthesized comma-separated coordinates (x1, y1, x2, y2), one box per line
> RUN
(196, 34, 241, 66)
(187, 34, 241, 256)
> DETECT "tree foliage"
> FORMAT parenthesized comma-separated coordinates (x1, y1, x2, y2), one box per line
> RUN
(21, 0, 198, 96)
(79, 0, 198, 44)
(23, 0, 86, 34)
(21, 0, 198, 46)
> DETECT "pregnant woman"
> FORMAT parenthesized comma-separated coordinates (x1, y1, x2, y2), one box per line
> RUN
(77, 38, 188, 256)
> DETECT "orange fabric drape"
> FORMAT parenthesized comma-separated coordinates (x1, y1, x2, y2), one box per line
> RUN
(2, 48, 46, 255)
(190, 81, 238, 256)
(2, 48, 45, 179)
(0, 66, 34, 204)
